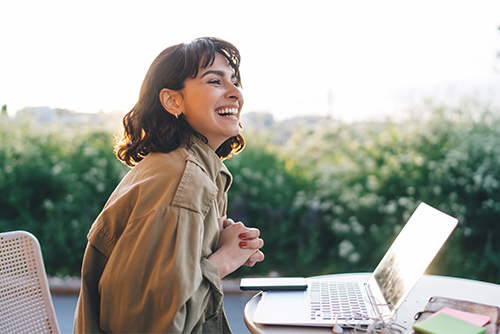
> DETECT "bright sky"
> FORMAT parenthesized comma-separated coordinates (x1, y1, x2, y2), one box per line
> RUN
(1, 0, 499, 121)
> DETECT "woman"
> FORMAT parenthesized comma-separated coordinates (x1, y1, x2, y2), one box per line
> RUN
(73, 37, 265, 334)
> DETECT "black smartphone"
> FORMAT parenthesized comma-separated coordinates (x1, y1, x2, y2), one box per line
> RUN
(239, 277, 308, 291)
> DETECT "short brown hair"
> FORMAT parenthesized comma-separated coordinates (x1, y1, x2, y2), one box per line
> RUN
(115, 37, 245, 167)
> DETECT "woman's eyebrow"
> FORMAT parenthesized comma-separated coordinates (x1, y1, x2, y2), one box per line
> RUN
(200, 70, 237, 79)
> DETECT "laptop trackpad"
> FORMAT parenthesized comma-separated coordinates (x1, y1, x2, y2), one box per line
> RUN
(253, 291, 306, 324)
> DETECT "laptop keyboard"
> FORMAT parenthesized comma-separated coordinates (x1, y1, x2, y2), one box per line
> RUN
(309, 281, 369, 321)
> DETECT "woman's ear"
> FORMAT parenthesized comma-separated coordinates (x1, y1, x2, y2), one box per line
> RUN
(159, 89, 183, 117)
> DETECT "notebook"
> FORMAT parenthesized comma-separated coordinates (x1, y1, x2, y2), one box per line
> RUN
(413, 313, 486, 334)
(252, 202, 458, 328)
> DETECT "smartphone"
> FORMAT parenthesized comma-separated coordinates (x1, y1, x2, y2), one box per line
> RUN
(239, 277, 308, 291)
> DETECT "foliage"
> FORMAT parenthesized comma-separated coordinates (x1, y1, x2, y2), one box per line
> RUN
(266, 99, 500, 283)
(1, 99, 500, 284)
(0, 118, 128, 275)
(225, 134, 331, 277)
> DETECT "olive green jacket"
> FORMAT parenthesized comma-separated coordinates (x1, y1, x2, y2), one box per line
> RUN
(73, 138, 233, 333)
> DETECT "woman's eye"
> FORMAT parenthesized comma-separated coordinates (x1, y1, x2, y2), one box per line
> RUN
(208, 79, 220, 85)
(233, 82, 240, 88)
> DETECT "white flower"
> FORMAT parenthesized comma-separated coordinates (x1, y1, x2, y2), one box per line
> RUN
(339, 240, 355, 258)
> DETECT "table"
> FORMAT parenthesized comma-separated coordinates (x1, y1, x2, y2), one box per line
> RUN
(243, 273, 500, 334)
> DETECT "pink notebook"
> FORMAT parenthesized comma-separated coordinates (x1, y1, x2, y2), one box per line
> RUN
(430, 307, 491, 327)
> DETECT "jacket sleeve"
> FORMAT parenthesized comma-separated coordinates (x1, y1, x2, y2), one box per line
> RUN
(95, 205, 224, 333)
(73, 243, 108, 334)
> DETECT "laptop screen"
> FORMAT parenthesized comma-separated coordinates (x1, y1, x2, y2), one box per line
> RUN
(367, 202, 458, 322)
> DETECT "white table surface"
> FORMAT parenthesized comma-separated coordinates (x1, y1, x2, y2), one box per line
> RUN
(243, 273, 500, 334)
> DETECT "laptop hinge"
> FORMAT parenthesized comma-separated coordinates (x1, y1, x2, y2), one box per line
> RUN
(364, 283, 384, 328)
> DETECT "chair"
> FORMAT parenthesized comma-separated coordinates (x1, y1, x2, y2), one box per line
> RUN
(0, 231, 61, 334)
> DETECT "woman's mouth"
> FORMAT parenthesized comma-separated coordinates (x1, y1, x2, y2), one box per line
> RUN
(215, 107, 238, 117)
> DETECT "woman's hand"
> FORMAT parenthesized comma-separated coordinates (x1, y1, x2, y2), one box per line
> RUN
(220, 215, 264, 266)
(208, 215, 264, 278)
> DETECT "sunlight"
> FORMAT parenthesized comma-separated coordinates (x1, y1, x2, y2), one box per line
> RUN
(1, 1, 499, 121)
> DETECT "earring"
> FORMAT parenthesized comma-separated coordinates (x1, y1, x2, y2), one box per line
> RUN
(175, 112, 178, 119)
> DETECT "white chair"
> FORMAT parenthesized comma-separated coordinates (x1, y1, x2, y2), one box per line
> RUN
(0, 231, 61, 334)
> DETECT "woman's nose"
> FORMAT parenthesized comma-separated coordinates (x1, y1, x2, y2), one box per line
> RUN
(226, 85, 243, 101)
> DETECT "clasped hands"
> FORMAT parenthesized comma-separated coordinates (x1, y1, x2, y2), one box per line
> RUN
(209, 214, 264, 278)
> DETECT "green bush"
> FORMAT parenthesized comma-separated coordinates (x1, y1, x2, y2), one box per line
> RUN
(0, 118, 128, 275)
(1, 99, 499, 284)
(271, 100, 500, 283)
(225, 134, 332, 277)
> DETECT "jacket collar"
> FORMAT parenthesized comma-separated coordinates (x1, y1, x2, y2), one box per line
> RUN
(186, 136, 232, 191)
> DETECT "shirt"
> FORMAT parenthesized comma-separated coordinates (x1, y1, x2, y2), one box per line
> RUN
(73, 137, 233, 334)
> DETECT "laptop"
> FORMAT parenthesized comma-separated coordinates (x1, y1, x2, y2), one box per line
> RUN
(252, 202, 458, 328)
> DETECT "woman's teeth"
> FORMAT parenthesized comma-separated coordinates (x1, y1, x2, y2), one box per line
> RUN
(216, 108, 238, 116)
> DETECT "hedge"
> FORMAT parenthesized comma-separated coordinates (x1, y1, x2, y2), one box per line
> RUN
(1, 100, 499, 284)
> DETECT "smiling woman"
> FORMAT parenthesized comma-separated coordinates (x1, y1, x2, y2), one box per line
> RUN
(159, 52, 244, 151)
(73, 37, 265, 334)
(115, 38, 245, 166)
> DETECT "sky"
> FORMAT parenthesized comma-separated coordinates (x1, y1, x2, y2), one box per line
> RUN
(1, 0, 500, 122)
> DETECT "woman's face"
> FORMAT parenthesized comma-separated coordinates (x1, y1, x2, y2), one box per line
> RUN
(179, 52, 244, 151)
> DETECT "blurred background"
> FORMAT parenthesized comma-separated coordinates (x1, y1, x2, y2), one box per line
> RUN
(1, 0, 500, 284)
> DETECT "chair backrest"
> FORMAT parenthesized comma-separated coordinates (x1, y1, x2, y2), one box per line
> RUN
(0, 231, 61, 334)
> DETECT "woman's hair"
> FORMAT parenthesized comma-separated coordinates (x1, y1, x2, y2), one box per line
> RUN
(115, 37, 245, 167)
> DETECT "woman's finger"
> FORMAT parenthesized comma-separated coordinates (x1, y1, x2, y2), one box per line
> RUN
(223, 217, 236, 229)
(217, 215, 227, 231)
(238, 228, 260, 240)
(239, 238, 264, 250)
(244, 250, 265, 267)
